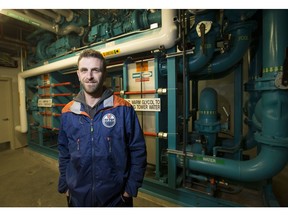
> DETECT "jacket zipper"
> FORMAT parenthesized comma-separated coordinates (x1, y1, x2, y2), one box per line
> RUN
(91, 120, 95, 205)
(107, 137, 112, 153)
(77, 138, 80, 150)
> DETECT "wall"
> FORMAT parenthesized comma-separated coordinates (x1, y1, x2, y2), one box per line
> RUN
(0, 62, 27, 149)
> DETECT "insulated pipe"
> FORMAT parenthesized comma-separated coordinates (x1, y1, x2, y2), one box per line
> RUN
(52, 9, 74, 22)
(57, 25, 84, 36)
(15, 9, 177, 133)
(0, 9, 57, 33)
(36, 9, 61, 23)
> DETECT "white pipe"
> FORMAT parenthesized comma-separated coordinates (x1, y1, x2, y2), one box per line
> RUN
(36, 9, 61, 23)
(52, 9, 74, 22)
(0, 9, 56, 33)
(15, 9, 177, 133)
(98, 9, 177, 57)
(16, 56, 78, 133)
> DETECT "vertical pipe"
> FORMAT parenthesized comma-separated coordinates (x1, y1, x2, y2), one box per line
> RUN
(244, 35, 262, 150)
(181, 9, 188, 187)
(263, 10, 288, 75)
(186, 9, 288, 184)
(191, 80, 198, 128)
(233, 63, 243, 151)
(167, 48, 177, 188)
(258, 10, 288, 144)
(154, 57, 161, 179)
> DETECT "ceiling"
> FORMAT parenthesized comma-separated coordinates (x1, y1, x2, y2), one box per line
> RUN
(0, 11, 39, 55)
(0, 9, 89, 67)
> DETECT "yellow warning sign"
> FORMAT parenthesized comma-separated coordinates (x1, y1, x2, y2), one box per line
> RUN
(102, 49, 120, 57)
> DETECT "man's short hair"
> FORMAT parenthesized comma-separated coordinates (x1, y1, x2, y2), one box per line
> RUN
(77, 49, 106, 72)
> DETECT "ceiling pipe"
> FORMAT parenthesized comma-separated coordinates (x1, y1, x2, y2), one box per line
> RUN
(0, 40, 27, 50)
(52, 9, 74, 22)
(0, 9, 57, 34)
(36, 9, 62, 23)
(58, 25, 85, 36)
(1, 35, 30, 46)
(15, 9, 177, 133)
(0, 38, 29, 48)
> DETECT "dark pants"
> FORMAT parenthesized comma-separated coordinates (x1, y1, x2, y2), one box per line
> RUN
(67, 195, 133, 207)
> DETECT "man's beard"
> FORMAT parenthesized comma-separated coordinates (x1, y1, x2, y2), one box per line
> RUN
(81, 81, 102, 95)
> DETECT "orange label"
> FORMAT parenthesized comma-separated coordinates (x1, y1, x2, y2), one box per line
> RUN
(136, 62, 148, 72)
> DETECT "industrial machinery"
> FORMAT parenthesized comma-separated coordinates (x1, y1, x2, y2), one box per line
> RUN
(3, 9, 288, 206)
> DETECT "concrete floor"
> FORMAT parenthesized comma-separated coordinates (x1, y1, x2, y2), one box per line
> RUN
(0, 147, 179, 207)
(0, 146, 287, 207)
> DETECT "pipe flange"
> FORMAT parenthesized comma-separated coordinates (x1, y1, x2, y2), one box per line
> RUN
(275, 72, 288, 89)
(196, 21, 213, 37)
(120, 90, 125, 96)
(255, 132, 288, 148)
(158, 132, 168, 139)
(157, 88, 167, 95)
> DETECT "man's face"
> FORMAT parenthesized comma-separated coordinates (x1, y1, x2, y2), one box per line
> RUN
(77, 57, 105, 96)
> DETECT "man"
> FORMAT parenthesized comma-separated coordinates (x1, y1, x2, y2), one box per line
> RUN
(57, 49, 147, 207)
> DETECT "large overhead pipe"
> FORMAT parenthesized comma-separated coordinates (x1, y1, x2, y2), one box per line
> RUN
(15, 9, 178, 133)
(36, 9, 61, 23)
(57, 25, 84, 36)
(52, 9, 74, 22)
(0, 9, 57, 34)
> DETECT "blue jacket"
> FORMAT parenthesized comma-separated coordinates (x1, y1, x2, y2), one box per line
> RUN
(58, 90, 147, 206)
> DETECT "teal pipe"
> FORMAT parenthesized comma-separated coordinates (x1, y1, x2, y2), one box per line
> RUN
(196, 87, 218, 124)
(178, 10, 217, 74)
(262, 10, 288, 78)
(185, 145, 288, 182)
(196, 21, 255, 78)
(252, 99, 262, 131)
(233, 64, 243, 148)
(244, 38, 262, 150)
(256, 10, 288, 146)
(185, 10, 288, 183)
(255, 90, 288, 147)
(195, 88, 221, 154)
(262, 91, 288, 137)
(167, 48, 178, 188)
(194, 88, 221, 134)
(187, 32, 216, 74)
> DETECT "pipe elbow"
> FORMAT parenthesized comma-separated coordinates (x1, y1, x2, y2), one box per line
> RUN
(239, 145, 288, 181)
(58, 25, 84, 36)
(15, 125, 27, 133)
(158, 9, 177, 49)
(159, 24, 177, 49)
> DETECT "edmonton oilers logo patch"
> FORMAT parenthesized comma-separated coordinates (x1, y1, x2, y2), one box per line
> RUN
(102, 113, 116, 128)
